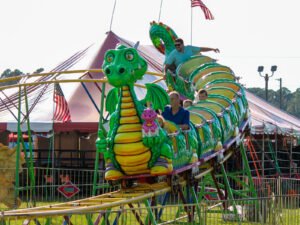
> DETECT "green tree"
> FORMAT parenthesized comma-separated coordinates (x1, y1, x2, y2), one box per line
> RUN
(247, 87, 265, 99)
(0, 69, 23, 86)
(247, 87, 300, 119)
(0, 68, 44, 86)
(33, 68, 44, 74)
(286, 88, 300, 118)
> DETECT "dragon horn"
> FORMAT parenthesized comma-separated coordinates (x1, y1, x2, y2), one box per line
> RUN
(134, 41, 140, 49)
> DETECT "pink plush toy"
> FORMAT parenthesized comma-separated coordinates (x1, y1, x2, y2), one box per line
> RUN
(141, 108, 159, 137)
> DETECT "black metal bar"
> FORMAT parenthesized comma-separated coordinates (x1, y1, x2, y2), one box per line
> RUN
(178, 186, 192, 222)
(128, 203, 145, 225)
(211, 170, 226, 209)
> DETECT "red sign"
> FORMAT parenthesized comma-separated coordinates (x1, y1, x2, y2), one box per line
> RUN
(57, 181, 80, 198)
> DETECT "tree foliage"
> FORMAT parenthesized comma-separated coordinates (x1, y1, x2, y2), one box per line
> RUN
(0, 68, 44, 86)
(0, 69, 23, 86)
(247, 87, 300, 119)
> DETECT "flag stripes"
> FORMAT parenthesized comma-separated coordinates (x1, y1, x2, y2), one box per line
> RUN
(54, 83, 71, 122)
(191, 0, 214, 20)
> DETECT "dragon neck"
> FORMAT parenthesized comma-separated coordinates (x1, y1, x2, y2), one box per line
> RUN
(119, 85, 142, 117)
(149, 22, 178, 56)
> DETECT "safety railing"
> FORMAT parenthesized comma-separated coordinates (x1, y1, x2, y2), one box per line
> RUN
(1, 194, 299, 224)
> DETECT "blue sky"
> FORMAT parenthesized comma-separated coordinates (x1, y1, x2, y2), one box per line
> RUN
(1, 0, 299, 91)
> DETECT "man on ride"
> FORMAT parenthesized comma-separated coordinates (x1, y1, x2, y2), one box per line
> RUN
(163, 38, 220, 78)
(162, 91, 189, 130)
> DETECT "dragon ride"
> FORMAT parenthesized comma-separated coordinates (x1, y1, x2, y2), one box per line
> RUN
(96, 21, 249, 181)
(1, 22, 255, 225)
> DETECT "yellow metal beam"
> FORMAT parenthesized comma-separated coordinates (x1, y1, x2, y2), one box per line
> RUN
(2, 181, 185, 219)
(0, 69, 163, 84)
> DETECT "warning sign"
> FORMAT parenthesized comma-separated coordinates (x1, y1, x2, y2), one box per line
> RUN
(57, 181, 80, 199)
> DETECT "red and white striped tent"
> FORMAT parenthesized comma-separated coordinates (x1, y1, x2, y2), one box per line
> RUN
(0, 31, 299, 139)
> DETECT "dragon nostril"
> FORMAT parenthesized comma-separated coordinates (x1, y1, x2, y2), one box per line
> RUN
(105, 68, 111, 75)
(119, 68, 125, 74)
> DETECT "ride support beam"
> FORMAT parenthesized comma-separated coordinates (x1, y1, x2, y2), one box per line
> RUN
(128, 203, 144, 225)
(101, 209, 111, 225)
(157, 193, 169, 220)
(14, 86, 22, 207)
(23, 87, 37, 207)
(178, 185, 192, 222)
(143, 199, 157, 225)
(220, 163, 241, 224)
(93, 211, 104, 225)
(210, 170, 226, 209)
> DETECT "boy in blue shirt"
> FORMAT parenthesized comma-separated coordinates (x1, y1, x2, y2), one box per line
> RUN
(162, 91, 190, 130)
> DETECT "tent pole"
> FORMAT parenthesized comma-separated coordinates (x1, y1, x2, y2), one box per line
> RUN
(290, 134, 293, 177)
(262, 123, 265, 178)
(0, 96, 18, 120)
(80, 82, 100, 113)
(109, 0, 117, 31)
(275, 126, 278, 170)
(0, 90, 26, 118)
(158, 0, 163, 22)
(190, 3, 193, 45)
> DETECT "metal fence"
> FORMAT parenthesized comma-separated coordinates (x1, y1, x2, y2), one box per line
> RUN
(0, 167, 117, 210)
(1, 168, 300, 224)
(2, 195, 300, 224)
(253, 177, 300, 198)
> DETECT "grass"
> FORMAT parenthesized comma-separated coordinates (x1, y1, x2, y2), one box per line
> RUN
(1, 201, 300, 225)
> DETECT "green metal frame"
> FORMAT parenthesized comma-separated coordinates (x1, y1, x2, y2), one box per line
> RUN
(93, 82, 108, 196)
(13, 86, 37, 208)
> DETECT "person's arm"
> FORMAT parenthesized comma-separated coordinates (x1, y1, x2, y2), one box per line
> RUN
(162, 106, 169, 120)
(199, 47, 220, 53)
(180, 110, 190, 130)
(179, 124, 189, 130)
(164, 64, 172, 74)
(163, 52, 176, 79)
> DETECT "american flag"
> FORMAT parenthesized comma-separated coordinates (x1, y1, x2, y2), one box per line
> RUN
(54, 83, 71, 122)
(191, 0, 214, 20)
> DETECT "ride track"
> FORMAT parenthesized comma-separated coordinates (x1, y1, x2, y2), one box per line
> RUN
(0, 75, 255, 224)
(0, 70, 254, 223)
(0, 22, 260, 224)
(1, 130, 247, 220)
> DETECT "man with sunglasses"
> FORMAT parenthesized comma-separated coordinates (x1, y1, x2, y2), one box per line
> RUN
(163, 38, 219, 77)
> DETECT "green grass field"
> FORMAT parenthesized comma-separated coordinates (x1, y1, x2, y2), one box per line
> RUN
(1, 201, 300, 225)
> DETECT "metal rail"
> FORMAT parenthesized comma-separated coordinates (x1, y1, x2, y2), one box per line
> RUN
(2, 181, 185, 219)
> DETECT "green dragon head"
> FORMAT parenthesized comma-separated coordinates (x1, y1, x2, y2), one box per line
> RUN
(102, 45, 148, 87)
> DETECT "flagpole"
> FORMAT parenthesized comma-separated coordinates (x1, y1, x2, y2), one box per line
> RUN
(191, 1, 193, 45)
(158, 0, 164, 22)
(109, 0, 117, 31)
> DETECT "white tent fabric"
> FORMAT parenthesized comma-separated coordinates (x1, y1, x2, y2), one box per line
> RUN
(0, 31, 299, 138)
(247, 91, 300, 136)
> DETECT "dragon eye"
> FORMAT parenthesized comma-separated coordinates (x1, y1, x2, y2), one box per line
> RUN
(106, 53, 114, 63)
(125, 51, 134, 61)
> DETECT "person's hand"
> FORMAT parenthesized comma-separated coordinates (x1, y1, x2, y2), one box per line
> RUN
(214, 48, 220, 53)
(163, 73, 167, 80)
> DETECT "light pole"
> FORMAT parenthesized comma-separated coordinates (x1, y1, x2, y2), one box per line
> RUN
(235, 76, 242, 83)
(258, 65, 277, 102)
(276, 78, 282, 109)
